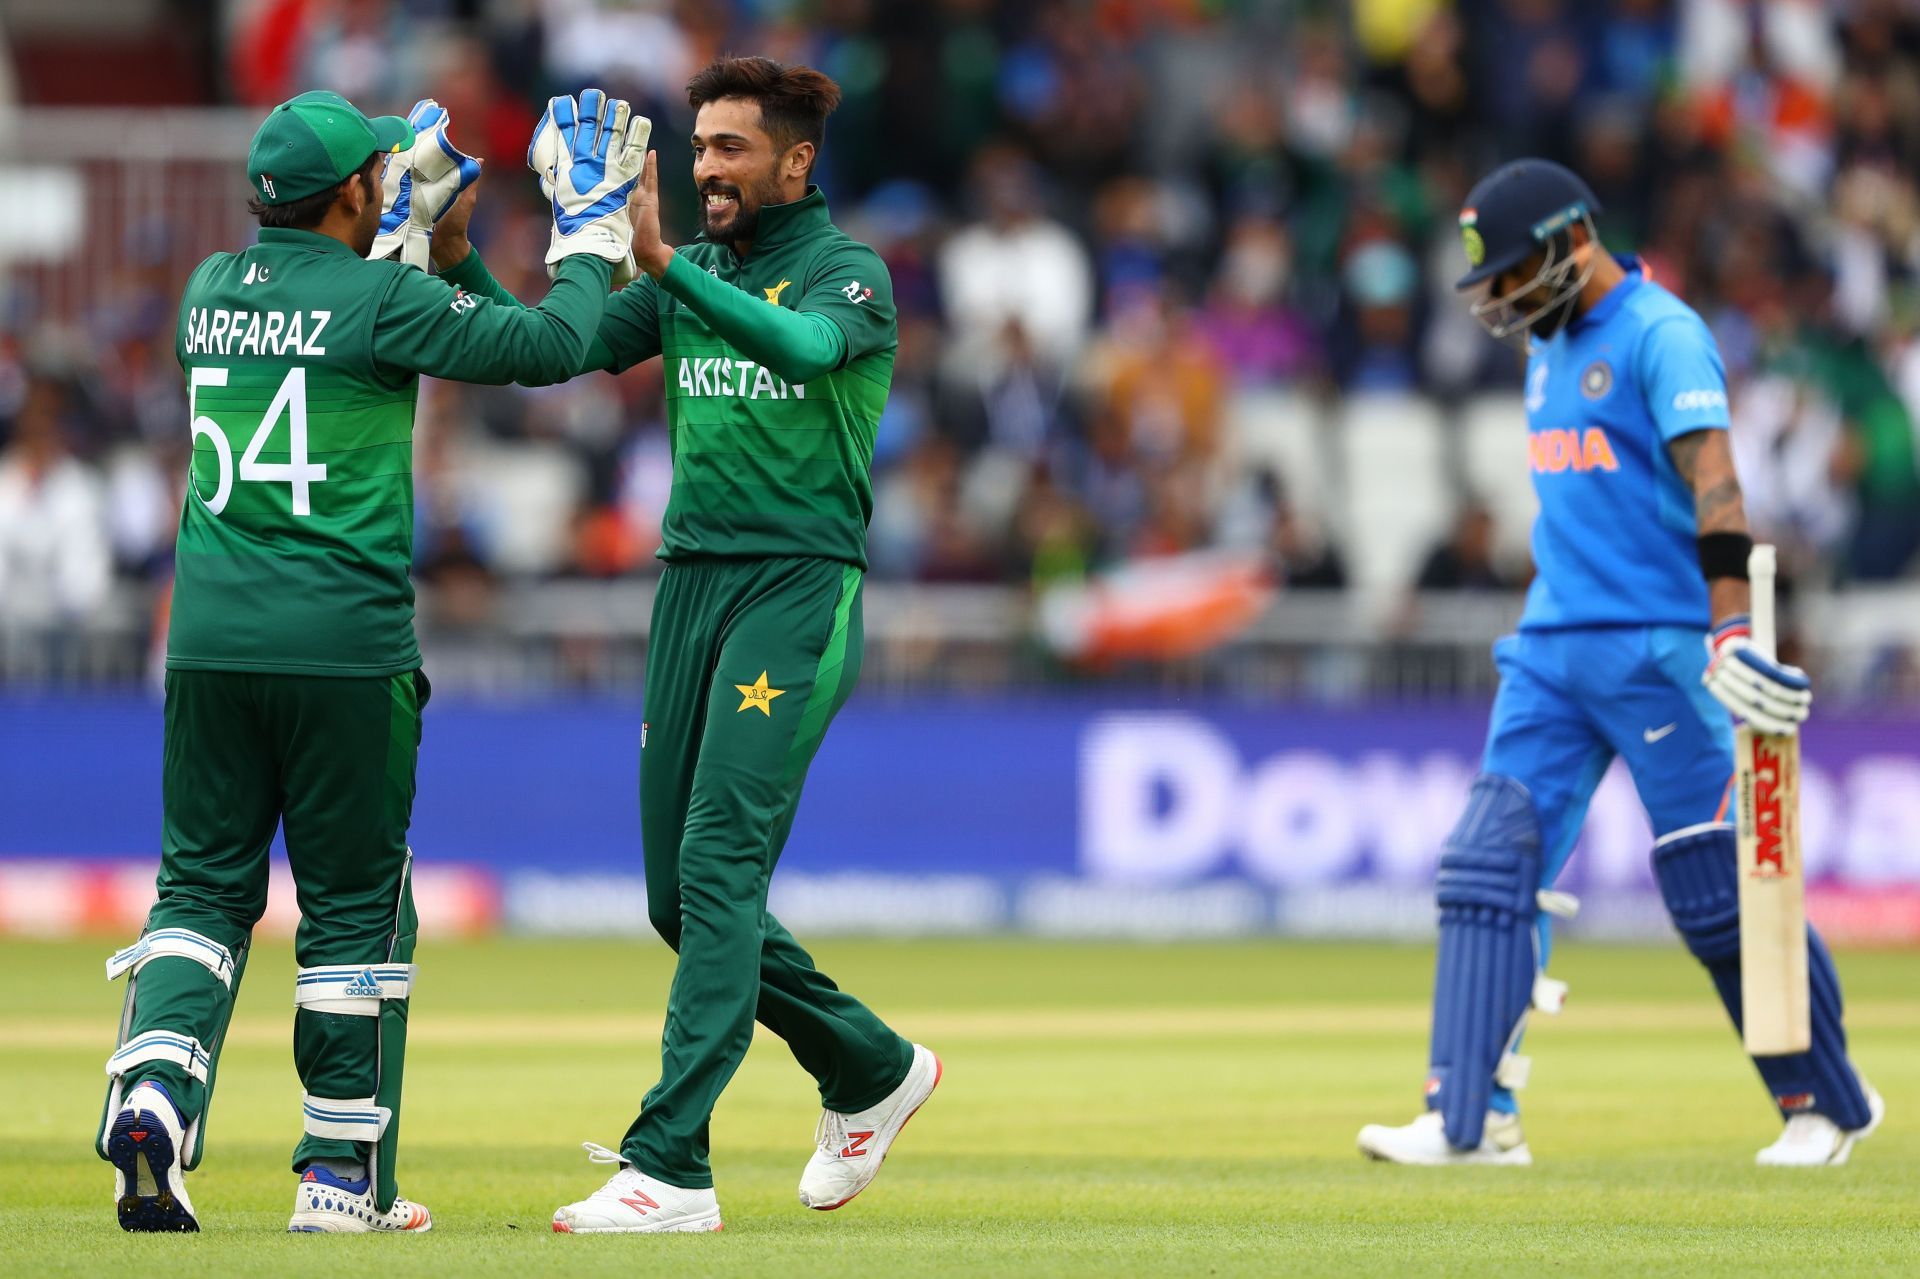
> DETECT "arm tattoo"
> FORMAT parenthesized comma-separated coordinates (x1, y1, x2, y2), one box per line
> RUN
(1668, 430, 1705, 485)
(1668, 429, 1747, 535)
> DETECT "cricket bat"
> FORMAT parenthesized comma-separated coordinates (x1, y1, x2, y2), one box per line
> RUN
(1735, 543, 1811, 1055)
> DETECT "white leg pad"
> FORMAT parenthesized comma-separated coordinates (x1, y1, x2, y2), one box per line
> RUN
(303, 1094, 392, 1143)
(294, 964, 415, 1015)
(1495, 1052, 1532, 1091)
(106, 1030, 212, 1085)
(107, 928, 235, 989)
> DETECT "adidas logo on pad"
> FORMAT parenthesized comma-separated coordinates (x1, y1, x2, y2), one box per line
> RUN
(342, 969, 383, 998)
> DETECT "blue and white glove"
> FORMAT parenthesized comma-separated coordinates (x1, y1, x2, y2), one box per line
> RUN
(1703, 614, 1812, 736)
(528, 89, 649, 280)
(370, 99, 483, 270)
(528, 136, 639, 287)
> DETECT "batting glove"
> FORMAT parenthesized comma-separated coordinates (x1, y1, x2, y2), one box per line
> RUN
(371, 99, 482, 270)
(529, 89, 649, 280)
(1703, 614, 1812, 736)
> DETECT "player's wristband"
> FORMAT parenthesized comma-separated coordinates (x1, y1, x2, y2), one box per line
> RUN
(1697, 531, 1753, 581)
(1709, 613, 1751, 657)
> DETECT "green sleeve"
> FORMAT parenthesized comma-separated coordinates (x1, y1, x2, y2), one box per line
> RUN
(370, 255, 611, 388)
(659, 253, 848, 385)
(439, 249, 661, 375)
(793, 241, 897, 364)
(175, 256, 220, 370)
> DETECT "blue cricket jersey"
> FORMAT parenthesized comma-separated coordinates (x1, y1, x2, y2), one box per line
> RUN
(1518, 257, 1731, 630)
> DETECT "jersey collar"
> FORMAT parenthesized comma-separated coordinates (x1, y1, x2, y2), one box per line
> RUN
(1569, 254, 1644, 334)
(256, 227, 363, 256)
(709, 185, 832, 255)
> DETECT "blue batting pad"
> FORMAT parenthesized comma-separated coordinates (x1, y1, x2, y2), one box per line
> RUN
(1652, 824, 1871, 1130)
(1427, 773, 1542, 1150)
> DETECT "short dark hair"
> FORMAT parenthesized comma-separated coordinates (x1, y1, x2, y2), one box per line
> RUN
(686, 57, 842, 162)
(248, 151, 381, 230)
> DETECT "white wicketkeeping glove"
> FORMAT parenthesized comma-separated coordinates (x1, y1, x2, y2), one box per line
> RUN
(370, 99, 483, 270)
(528, 89, 648, 282)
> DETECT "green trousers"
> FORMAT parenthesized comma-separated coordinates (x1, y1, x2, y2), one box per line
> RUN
(623, 556, 912, 1187)
(114, 668, 424, 1211)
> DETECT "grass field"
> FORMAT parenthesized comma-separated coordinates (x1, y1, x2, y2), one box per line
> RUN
(2, 936, 1916, 1276)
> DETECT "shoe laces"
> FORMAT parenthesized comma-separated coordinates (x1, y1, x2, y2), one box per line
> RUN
(814, 1109, 851, 1157)
(580, 1140, 641, 1193)
(582, 1141, 624, 1166)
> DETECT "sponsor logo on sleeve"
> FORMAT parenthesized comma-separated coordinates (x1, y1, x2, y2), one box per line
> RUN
(1672, 389, 1728, 412)
(842, 280, 873, 304)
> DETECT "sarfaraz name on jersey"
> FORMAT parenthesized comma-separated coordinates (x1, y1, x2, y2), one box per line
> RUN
(183, 308, 331, 358)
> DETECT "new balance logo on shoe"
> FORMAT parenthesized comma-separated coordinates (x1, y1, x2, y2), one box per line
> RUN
(343, 969, 383, 998)
(839, 1130, 875, 1159)
(618, 1190, 660, 1215)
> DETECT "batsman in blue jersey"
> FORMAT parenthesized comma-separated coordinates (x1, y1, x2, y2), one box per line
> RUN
(1358, 160, 1883, 1167)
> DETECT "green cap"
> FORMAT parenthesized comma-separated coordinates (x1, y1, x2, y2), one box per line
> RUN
(247, 90, 413, 205)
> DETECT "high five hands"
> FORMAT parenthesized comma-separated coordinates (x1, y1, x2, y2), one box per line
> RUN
(528, 89, 652, 286)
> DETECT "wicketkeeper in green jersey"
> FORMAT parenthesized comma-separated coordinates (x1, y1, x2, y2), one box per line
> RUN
(100, 87, 647, 1234)
(433, 58, 941, 1233)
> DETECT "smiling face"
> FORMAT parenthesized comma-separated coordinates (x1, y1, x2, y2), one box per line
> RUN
(690, 98, 811, 246)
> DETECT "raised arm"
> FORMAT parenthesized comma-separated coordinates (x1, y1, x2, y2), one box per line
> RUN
(432, 186, 659, 376)
(370, 253, 611, 387)
(627, 152, 894, 387)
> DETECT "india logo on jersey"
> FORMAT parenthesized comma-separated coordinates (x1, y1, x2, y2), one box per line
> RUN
(1529, 427, 1619, 474)
(1581, 360, 1613, 400)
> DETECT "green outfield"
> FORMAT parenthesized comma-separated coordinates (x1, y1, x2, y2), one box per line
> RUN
(2, 936, 1915, 1276)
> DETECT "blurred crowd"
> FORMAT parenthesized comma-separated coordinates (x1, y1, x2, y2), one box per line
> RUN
(8, 0, 1920, 639)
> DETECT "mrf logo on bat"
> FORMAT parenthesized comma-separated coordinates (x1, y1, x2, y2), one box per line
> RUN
(1741, 733, 1794, 877)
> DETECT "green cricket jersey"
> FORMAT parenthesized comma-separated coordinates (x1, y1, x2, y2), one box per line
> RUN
(169, 229, 611, 676)
(445, 187, 897, 567)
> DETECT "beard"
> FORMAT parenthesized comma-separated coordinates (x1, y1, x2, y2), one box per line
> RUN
(700, 168, 786, 243)
(351, 195, 381, 258)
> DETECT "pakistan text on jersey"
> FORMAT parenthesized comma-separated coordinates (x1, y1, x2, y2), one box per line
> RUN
(183, 308, 331, 358)
(675, 356, 807, 400)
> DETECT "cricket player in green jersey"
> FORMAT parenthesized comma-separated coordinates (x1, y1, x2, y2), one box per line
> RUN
(434, 58, 940, 1233)
(100, 87, 648, 1234)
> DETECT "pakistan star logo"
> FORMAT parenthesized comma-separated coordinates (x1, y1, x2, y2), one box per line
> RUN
(763, 279, 792, 305)
(734, 671, 785, 715)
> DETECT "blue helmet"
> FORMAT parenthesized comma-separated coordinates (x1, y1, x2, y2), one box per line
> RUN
(1455, 158, 1600, 288)
(1456, 158, 1603, 341)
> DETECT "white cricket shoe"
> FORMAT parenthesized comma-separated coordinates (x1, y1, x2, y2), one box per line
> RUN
(551, 1142, 722, 1234)
(106, 1081, 198, 1232)
(798, 1042, 942, 1210)
(1358, 1109, 1533, 1166)
(287, 1165, 432, 1232)
(1756, 1082, 1885, 1167)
